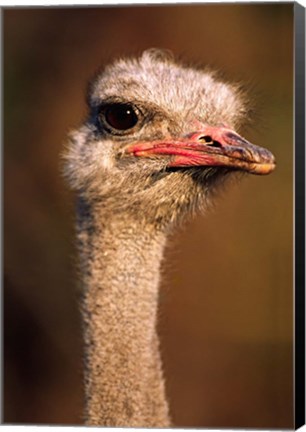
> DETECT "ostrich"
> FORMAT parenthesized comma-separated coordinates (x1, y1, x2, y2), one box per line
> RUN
(64, 50, 275, 428)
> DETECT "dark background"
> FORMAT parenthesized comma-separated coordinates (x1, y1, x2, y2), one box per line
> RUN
(3, 4, 293, 428)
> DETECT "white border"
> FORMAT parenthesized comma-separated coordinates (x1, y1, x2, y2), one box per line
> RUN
(0, 0, 301, 7)
(0, 426, 302, 432)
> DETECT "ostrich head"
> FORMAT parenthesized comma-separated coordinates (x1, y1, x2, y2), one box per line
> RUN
(64, 50, 275, 228)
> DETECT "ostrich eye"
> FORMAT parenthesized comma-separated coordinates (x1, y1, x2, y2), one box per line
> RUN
(103, 103, 139, 131)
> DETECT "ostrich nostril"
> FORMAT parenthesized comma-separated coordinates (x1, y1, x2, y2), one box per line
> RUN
(199, 135, 212, 142)
(198, 136, 222, 148)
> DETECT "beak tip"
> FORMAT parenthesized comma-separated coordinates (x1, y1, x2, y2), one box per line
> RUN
(251, 161, 276, 175)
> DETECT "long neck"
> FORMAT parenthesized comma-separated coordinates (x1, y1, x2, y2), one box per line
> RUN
(76, 197, 171, 427)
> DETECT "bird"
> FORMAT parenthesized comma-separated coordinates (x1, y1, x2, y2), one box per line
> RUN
(63, 49, 275, 428)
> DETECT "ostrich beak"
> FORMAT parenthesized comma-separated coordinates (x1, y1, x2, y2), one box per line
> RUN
(125, 126, 276, 175)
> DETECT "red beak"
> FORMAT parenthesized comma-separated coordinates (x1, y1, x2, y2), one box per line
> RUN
(124, 126, 276, 175)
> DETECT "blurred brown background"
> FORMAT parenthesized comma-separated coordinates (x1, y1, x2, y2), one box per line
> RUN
(3, 4, 293, 429)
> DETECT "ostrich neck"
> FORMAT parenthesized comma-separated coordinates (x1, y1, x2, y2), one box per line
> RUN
(77, 197, 170, 427)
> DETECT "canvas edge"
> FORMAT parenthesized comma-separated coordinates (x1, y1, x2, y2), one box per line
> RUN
(294, 1, 306, 430)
